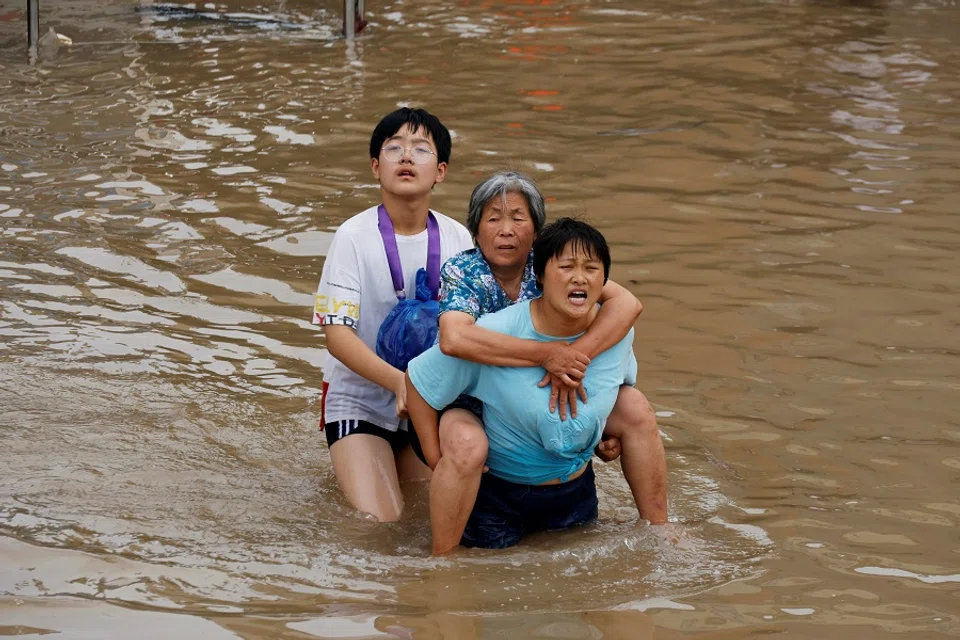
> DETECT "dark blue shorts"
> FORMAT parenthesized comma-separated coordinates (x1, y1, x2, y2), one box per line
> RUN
(461, 463, 598, 549)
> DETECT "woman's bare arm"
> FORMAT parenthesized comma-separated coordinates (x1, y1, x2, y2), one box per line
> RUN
(439, 311, 589, 386)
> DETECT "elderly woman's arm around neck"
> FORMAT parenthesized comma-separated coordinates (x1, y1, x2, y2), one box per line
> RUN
(439, 310, 590, 387)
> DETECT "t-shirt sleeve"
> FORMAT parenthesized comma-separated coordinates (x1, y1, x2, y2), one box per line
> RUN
(457, 224, 474, 252)
(475, 304, 520, 334)
(438, 255, 482, 319)
(408, 344, 480, 410)
(312, 231, 362, 329)
(621, 329, 638, 387)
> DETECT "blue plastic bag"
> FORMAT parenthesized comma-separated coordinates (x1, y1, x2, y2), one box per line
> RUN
(376, 267, 439, 371)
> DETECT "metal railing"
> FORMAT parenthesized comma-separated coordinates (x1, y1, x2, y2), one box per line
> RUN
(27, 0, 39, 49)
(24, 0, 366, 50)
(344, 0, 366, 39)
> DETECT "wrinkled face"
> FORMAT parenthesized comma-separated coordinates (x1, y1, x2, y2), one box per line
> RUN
(539, 241, 605, 320)
(371, 124, 446, 196)
(475, 191, 536, 271)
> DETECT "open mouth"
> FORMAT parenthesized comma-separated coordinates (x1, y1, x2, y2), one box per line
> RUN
(397, 168, 416, 178)
(568, 289, 588, 305)
(496, 244, 516, 251)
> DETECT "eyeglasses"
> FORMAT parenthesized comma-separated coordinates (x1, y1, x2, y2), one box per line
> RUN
(381, 143, 437, 165)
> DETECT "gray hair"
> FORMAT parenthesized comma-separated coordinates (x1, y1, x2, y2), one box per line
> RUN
(466, 171, 546, 240)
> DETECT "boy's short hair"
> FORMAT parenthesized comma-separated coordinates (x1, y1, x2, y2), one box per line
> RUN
(369, 108, 452, 164)
(533, 217, 611, 285)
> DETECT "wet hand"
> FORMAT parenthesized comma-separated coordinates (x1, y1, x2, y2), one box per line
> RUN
(594, 434, 621, 462)
(538, 372, 589, 421)
(541, 342, 590, 387)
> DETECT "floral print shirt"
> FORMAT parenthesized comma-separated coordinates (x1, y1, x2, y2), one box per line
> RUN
(439, 248, 541, 318)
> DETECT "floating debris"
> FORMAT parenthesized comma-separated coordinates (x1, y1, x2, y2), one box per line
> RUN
(38, 27, 72, 48)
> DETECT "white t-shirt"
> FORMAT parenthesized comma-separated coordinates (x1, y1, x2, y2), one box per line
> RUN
(313, 205, 474, 432)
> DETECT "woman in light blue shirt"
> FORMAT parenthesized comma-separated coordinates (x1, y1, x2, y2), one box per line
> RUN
(406, 218, 637, 548)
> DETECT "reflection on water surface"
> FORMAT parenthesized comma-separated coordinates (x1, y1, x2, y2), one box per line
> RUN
(1, 0, 959, 637)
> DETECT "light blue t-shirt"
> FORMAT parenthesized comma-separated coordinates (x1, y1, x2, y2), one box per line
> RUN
(408, 299, 637, 485)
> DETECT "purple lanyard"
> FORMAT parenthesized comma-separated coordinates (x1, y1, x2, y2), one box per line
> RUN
(377, 204, 441, 301)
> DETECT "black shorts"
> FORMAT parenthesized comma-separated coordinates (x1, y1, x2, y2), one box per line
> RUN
(408, 394, 485, 466)
(324, 419, 409, 453)
(446, 394, 484, 421)
(461, 463, 598, 549)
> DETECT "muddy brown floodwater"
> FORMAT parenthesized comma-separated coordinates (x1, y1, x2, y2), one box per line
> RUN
(1, 0, 958, 638)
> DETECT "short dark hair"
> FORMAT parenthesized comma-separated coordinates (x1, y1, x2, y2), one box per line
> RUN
(533, 217, 611, 285)
(369, 107, 452, 164)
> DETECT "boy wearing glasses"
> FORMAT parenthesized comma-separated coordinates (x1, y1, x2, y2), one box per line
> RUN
(312, 108, 473, 521)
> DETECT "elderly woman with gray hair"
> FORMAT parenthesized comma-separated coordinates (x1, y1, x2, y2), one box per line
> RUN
(415, 171, 668, 555)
